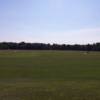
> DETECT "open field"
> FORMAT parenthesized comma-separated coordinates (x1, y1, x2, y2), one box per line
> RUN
(0, 50, 100, 100)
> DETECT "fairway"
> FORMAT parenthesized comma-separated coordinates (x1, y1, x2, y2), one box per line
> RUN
(0, 50, 100, 100)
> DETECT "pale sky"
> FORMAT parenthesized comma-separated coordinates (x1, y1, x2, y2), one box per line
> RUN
(0, 0, 100, 44)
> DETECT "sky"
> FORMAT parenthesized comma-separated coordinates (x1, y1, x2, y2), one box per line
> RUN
(0, 0, 100, 44)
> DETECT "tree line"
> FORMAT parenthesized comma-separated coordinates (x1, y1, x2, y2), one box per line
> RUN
(0, 42, 100, 51)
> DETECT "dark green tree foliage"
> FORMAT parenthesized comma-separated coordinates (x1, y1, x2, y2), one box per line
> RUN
(0, 42, 100, 51)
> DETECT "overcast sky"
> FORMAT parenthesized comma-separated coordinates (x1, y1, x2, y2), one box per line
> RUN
(0, 0, 100, 44)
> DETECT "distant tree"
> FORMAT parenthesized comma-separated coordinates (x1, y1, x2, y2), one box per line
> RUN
(0, 42, 100, 51)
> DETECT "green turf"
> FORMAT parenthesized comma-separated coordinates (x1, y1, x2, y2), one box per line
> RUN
(0, 50, 100, 100)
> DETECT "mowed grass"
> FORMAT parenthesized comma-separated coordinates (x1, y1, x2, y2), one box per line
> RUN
(0, 50, 100, 100)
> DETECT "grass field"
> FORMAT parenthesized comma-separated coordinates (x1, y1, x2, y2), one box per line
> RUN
(0, 50, 100, 100)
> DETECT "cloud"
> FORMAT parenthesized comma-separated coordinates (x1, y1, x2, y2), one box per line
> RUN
(0, 26, 100, 44)
(39, 27, 100, 44)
